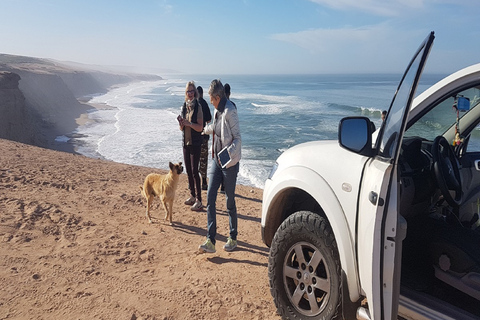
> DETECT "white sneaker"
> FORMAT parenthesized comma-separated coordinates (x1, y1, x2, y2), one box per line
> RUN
(198, 238, 216, 253)
(191, 200, 203, 211)
(223, 237, 237, 252)
(184, 196, 195, 205)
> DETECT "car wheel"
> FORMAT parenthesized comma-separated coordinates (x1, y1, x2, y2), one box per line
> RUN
(269, 211, 341, 320)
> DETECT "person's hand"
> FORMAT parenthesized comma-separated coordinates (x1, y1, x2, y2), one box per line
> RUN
(177, 115, 184, 129)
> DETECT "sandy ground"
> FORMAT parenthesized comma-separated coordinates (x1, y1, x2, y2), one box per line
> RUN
(0, 138, 281, 319)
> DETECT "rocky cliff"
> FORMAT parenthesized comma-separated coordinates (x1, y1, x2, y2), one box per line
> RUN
(0, 54, 161, 152)
(0, 71, 39, 146)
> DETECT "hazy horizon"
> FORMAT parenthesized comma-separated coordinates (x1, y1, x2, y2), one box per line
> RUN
(0, 52, 455, 78)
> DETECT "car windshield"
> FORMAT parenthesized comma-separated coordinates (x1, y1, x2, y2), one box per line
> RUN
(405, 86, 480, 142)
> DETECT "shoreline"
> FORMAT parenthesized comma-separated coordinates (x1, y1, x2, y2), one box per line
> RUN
(76, 100, 117, 127)
(61, 94, 264, 190)
(49, 76, 276, 189)
(57, 98, 118, 156)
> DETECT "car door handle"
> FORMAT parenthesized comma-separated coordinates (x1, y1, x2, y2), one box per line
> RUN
(475, 160, 480, 171)
(369, 191, 378, 205)
(369, 191, 385, 206)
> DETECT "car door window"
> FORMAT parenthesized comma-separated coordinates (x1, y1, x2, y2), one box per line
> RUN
(462, 88, 480, 152)
(379, 44, 427, 159)
(406, 96, 456, 140)
(405, 86, 480, 147)
(468, 124, 480, 152)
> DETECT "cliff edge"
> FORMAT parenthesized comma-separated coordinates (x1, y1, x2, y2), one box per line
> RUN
(0, 71, 40, 146)
(0, 54, 161, 152)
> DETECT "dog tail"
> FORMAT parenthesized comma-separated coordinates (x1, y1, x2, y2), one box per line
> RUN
(139, 186, 145, 198)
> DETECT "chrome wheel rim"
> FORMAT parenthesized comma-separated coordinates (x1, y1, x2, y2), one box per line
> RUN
(283, 241, 331, 316)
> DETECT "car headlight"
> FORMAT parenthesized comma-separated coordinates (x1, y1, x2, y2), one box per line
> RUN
(268, 162, 279, 180)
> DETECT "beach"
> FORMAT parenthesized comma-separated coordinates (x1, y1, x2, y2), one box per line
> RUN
(0, 137, 279, 319)
(0, 56, 280, 319)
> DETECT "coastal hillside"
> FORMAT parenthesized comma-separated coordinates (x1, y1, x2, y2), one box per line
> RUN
(0, 54, 161, 152)
(0, 71, 36, 146)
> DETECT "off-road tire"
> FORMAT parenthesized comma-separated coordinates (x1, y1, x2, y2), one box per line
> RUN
(268, 211, 341, 320)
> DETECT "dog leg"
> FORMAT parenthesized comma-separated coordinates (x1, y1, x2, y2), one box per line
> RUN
(160, 197, 168, 223)
(168, 200, 174, 225)
(146, 196, 153, 223)
(162, 200, 172, 225)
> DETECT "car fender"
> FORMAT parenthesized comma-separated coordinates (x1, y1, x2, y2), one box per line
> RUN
(263, 165, 361, 302)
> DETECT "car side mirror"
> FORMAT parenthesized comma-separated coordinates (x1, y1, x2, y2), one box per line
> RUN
(338, 117, 374, 156)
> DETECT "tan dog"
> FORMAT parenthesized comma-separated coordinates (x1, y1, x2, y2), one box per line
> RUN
(140, 162, 183, 225)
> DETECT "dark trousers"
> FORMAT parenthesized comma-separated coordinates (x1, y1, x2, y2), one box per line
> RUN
(183, 145, 202, 202)
(199, 137, 209, 181)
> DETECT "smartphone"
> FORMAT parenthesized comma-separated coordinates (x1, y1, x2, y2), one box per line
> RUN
(177, 115, 183, 123)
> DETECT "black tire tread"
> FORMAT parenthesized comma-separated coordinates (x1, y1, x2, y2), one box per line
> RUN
(268, 211, 341, 320)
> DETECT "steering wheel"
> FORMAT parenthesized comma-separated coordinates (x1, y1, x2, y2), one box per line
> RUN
(432, 136, 463, 207)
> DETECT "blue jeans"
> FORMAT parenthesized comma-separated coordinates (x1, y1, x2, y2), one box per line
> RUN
(206, 160, 239, 245)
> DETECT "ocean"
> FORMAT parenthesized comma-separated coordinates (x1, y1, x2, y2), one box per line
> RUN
(71, 73, 446, 189)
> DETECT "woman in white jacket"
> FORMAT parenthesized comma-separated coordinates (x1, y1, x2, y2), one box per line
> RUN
(198, 79, 241, 253)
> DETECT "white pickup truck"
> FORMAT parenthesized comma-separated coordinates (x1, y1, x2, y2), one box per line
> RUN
(261, 32, 480, 319)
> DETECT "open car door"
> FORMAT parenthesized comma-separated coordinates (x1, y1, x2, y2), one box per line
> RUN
(356, 32, 435, 320)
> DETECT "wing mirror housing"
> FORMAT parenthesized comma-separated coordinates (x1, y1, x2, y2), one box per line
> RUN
(338, 117, 375, 157)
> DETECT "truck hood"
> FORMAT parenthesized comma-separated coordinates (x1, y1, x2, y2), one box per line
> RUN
(274, 140, 369, 200)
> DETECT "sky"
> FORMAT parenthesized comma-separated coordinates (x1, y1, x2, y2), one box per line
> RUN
(1, 0, 479, 75)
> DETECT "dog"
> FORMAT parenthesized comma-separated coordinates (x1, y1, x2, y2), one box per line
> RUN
(140, 162, 183, 225)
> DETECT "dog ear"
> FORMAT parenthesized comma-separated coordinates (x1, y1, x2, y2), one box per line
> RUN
(169, 162, 174, 170)
(178, 162, 182, 166)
